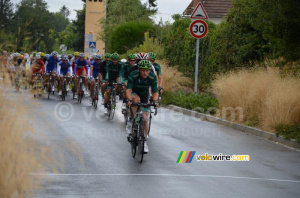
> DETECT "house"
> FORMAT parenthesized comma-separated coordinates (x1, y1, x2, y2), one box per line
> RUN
(183, 0, 234, 24)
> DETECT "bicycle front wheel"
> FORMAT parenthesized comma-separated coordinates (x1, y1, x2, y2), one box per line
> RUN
(138, 119, 145, 163)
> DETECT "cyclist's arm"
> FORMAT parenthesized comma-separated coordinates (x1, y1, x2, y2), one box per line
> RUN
(57, 63, 61, 75)
(74, 65, 77, 75)
(99, 73, 103, 82)
(151, 76, 159, 101)
(119, 63, 125, 83)
(68, 64, 72, 76)
(126, 75, 134, 101)
(158, 74, 163, 88)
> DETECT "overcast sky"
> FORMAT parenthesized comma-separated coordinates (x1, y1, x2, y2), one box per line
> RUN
(10, 0, 191, 23)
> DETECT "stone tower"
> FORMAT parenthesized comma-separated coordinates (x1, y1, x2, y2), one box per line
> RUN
(84, 0, 106, 55)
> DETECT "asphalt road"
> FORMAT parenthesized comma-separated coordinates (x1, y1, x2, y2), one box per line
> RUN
(16, 90, 300, 198)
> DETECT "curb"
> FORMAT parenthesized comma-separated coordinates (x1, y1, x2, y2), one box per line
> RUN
(165, 105, 300, 150)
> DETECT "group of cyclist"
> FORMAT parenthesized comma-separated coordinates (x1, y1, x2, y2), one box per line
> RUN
(1, 50, 163, 153)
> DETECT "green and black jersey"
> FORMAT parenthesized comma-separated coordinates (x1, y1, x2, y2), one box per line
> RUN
(153, 62, 162, 75)
(127, 70, 158, 96)
(105, 61, 124, 82)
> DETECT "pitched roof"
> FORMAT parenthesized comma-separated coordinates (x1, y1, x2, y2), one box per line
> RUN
(183, 0, 234, 18)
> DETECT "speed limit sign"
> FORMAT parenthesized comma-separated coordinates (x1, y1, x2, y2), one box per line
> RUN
(189, 20, 208, 39)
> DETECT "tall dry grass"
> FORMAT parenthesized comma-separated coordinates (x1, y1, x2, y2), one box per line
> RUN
(0, 58, 62, 197)
(212, 67, 300, 132)
(159, 59, 193, 92)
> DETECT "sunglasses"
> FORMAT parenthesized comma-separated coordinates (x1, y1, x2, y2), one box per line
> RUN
(129, 59, 135, 62)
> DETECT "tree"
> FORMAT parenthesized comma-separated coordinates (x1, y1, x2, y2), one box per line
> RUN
(38, 40, 46, 52)
(0, 0, 14, 31)
(60, 5, 70, 18)
(110, 21, 153, 54)
(50, 12, 70, 32)
(71, 4, 86, 52)
(13, 0, 53, 51)
(101, 0, 157, 51)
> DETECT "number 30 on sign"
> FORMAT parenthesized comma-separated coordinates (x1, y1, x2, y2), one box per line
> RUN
(189, 20, 208, 39)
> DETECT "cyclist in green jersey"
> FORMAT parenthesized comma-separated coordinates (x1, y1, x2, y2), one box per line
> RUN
(148, 52, 163, 94)
(103, 53, 124, 114)
(100, 53, 111, 104)
(121, 54, 137, 110)
(126, 60, 159, 153)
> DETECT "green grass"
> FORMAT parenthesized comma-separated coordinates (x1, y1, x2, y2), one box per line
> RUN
(161, 91, 219, 114)
(275, 124, 300, 143)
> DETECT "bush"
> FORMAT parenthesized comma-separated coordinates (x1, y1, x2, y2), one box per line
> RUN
(161, 91, 219, 114)
(212, 66, 300, 132)
(276, 124, 300, 143)
(110, 21, 153, 54)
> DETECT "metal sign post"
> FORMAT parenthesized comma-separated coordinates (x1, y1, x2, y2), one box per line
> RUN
(190, 3, 209, 92)
(189, 20, 208, 92)
(194, 39, 200, 92)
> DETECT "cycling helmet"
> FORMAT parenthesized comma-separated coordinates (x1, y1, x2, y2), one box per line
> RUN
(110, 53, 119, 59)
(14, 53, 21, 58)
(105, 53, 111, 59)
(79, 53, 85, 58)
(121, 59, 127, 63)
(128, 54, 136, 60)
(95, 54, 102, 60)
(51, 51, 58, 56)
(61, 55, 68, 60)
(36, 55, 41, 59)
(136, 52, 149, 60)
(74, 51, 80, 56)
(148, 52, 156, 59)
(68, 54, 73, 59)
(40, 52, 45, 57)
(45, 54, 49, 58)
(138, 60, 152, 69)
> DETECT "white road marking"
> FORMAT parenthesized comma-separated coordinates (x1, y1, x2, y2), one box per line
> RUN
(30, 173, 300, 183)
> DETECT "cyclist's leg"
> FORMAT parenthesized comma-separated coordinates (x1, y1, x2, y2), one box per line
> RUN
(75, 70, 80, 93)
(82, 70, 87, 88)
(116, 77, 121, 93)
(59, 75, 63, 89)
(142, 93, 150, 136)
(130, 94, 141, 116)
(66, 73, 70, 84)
(90, 78, 95, 97)
(104, 85, 111, 105)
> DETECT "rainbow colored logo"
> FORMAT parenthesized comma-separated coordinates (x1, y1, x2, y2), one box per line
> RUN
(176, 151, 196, 163)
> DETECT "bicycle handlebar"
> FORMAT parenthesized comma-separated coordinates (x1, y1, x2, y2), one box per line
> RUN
(130, 103, 158, 116)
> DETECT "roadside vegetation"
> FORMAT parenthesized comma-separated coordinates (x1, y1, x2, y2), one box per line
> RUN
(212, 65, 300, 140)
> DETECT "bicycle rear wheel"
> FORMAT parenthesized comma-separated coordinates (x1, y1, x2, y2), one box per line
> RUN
(94, 86, 99, 109)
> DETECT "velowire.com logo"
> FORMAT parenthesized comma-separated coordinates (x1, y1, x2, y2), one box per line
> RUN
(176, 151, 250, 163)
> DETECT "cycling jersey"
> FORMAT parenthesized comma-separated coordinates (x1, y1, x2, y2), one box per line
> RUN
(153, 62, 162, 75)
(46, 56, 59, 73)
(127, 70, 158, 97)
(32, 60, 44, 74)
(105, 61, 124, 82)
(74, 59, 88, 75)
(91, 61, 101, 78)
(100, 60, 109, 79)
(58, 61, 72, 76)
